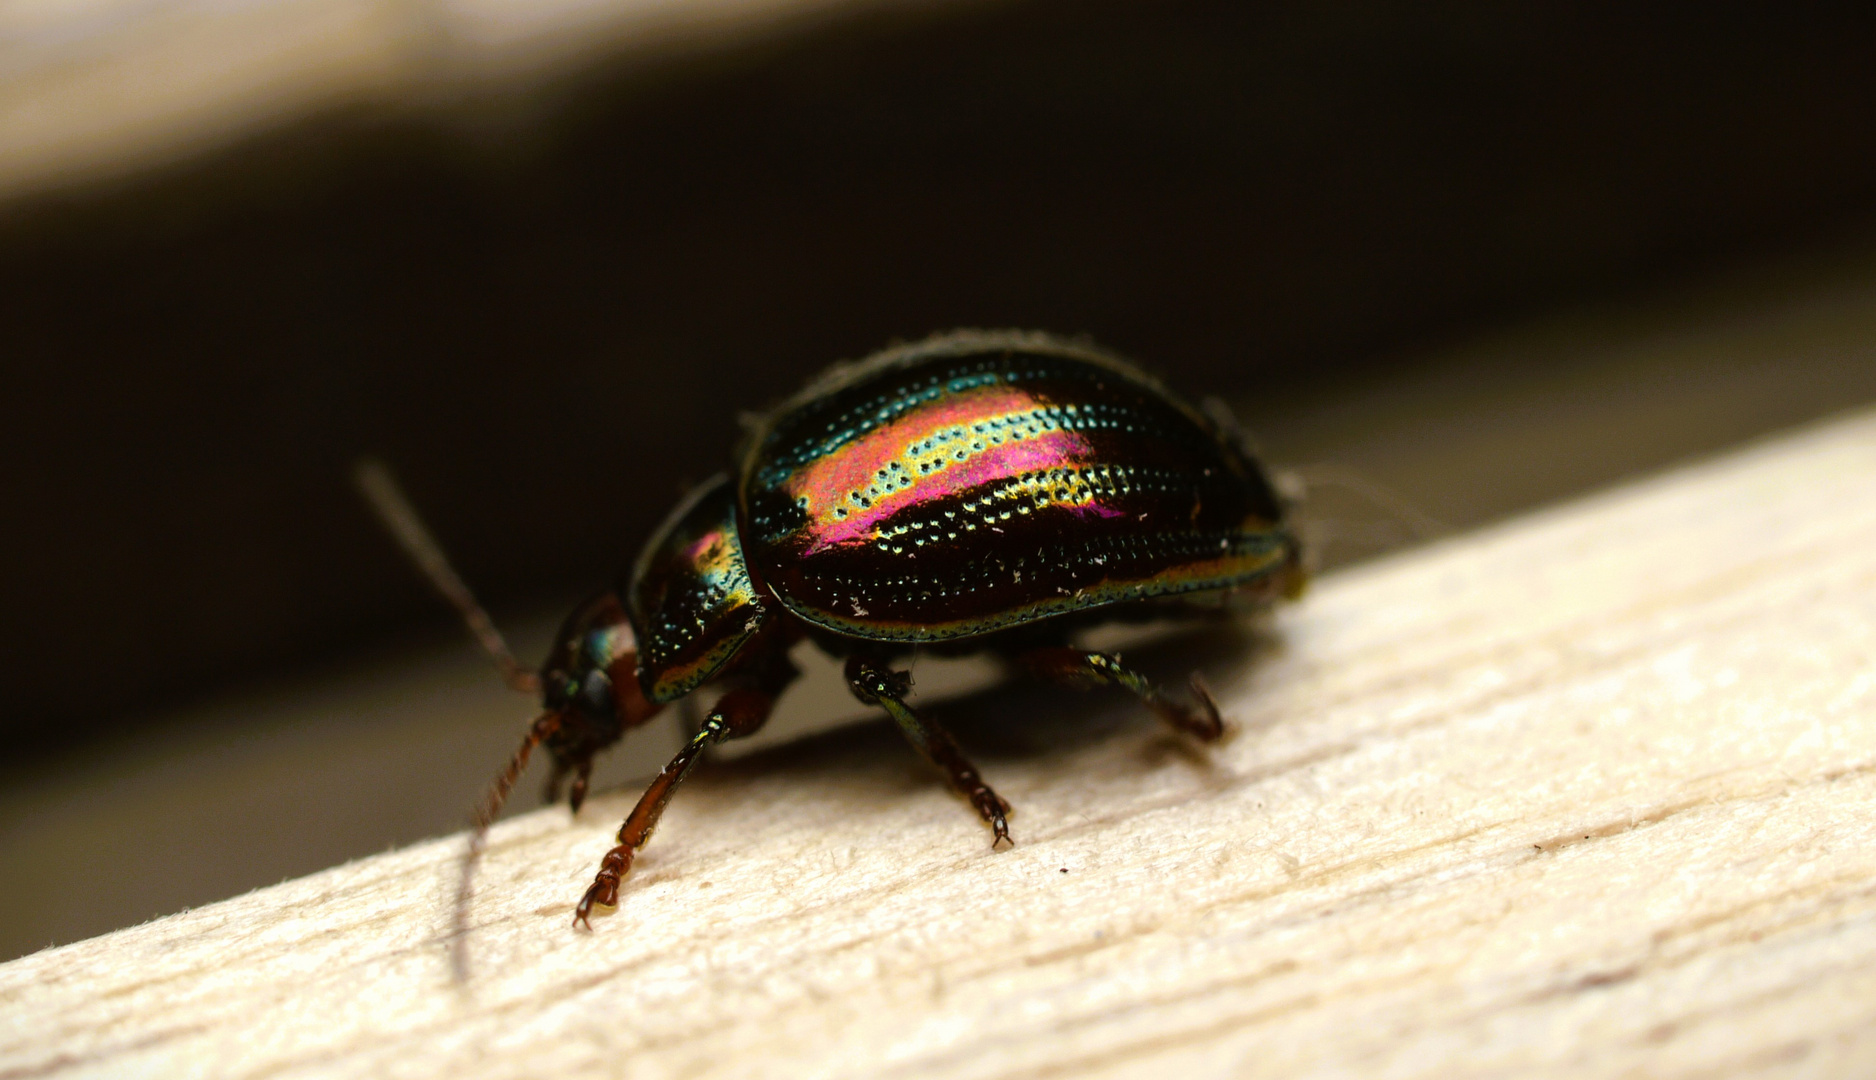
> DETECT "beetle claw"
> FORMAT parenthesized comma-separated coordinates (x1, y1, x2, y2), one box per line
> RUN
(574, 882, 615, 929)
(574, 846, 631, 927)
(1184, 673, 1227, 743)
(973, 789, 1014, 849)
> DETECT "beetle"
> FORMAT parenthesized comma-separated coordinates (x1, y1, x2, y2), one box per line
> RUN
(360, 329, 1304, 930)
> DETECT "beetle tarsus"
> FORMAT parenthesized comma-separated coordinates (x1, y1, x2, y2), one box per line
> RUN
(1177, 673, 1226, 743)
(980, 790, 1013, 849)
(574, 849, 629, 928)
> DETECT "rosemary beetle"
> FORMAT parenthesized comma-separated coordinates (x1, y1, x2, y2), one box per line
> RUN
(359, 329, 1304, 930)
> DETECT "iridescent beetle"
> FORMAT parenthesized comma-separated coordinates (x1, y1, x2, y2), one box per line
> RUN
(360, 330, 1304, 929)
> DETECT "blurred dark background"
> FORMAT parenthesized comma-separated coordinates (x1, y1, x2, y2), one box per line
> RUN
(6, 0, 1876, 959)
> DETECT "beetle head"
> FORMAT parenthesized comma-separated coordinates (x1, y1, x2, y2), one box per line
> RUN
(537, 591, 664, 767)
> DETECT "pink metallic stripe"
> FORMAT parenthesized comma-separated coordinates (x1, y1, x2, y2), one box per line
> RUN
(784, 386, 1095, 554)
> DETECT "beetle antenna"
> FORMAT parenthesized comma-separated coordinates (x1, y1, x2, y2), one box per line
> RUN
(1284, 463, 1451, 542)
(472, 712, 562, 833)
(453, 711, 561, 981)
(354, 458, 540, 695)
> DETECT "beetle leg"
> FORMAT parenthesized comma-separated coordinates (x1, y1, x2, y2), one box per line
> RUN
(573, 683, 781, 929)
(540, 753, 598, 812)
(845, 655, 1014, 850)
(541, 761, 569, 806)
(566, 758, 595, 814)
(1019, 647, 1226, 742)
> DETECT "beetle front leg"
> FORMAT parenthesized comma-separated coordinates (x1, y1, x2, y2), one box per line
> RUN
(845, 655, 1013, 850)
(573, 685, 775, 928)
(1018, 647, 1225, 742)
(540, 757, 597, 812)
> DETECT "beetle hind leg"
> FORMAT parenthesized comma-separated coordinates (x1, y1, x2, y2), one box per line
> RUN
(1019, 647, 1226, 742)
(845, 655, 1013, 850)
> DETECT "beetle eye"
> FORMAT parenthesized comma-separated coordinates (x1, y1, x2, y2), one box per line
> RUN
(579, 669, 614, 712)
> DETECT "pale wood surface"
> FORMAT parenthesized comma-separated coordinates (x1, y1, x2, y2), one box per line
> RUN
(6, 406, 1876, 1078)
(0, 0, 969, 203)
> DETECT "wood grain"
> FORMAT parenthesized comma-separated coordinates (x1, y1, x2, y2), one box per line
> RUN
(6, 406, 1876, 1078)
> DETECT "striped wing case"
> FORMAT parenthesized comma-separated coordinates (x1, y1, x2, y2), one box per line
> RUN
(737, 331, 1298, 641)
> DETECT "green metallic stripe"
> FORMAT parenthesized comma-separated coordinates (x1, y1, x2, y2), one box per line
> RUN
(644, 617, 763, 703)
(630, 475, 771, 703)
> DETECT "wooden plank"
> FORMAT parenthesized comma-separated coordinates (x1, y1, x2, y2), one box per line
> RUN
(6, 405, 1876, 1078)
(0, 0, 972, 203)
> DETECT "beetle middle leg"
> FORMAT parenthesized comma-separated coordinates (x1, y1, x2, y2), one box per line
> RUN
(574, 654, 796, 928)
(845, 655, 1013, 850)
(1018, 647, 1225, 742)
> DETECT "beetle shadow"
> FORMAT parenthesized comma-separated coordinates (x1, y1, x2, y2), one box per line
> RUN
(692, 617, 1286, 798)
(958, 618, 1285, 763)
